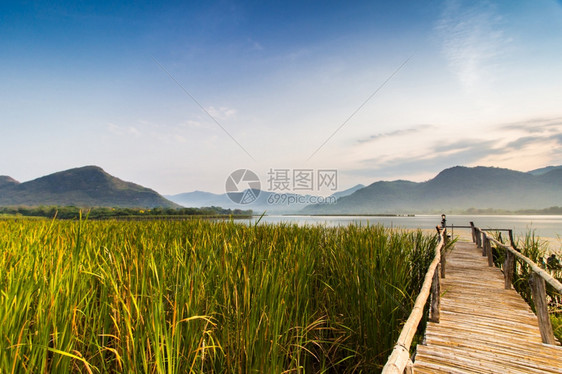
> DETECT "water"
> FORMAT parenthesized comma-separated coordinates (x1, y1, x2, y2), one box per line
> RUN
(248, 214, 562, 239)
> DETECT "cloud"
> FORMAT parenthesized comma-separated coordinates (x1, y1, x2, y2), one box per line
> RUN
(500, 117, 562, 134)
(183, 120, 203, 128)
(350, 115, 562, 180)
(505, 136, 547, 150)
(432, 138, 495, 153)
(107, 123, 141, 137)
(498, 116, 562, 150)
(359, 138, 500, 174)
(107, 120, 200, 145)
(436, 0, 509, 91)
(248, 38, 264, 51)
(173, 134, 187, 143)
(504, 134, 562, 151)
(206, 106, 237, 120)
(357, 124, 436, 144)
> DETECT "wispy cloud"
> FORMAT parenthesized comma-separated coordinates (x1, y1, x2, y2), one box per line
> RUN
(358, 138, 500, 174)
(357, 124, 435, 144)
(107, 120, 200, 145)
(433, 138, 495, 153)
(206, 106, 237, 120)
(183, 120, 203, 128)
(499, 117, 562, 152)
(500, 117, 562, 134)
(351, 115, 562, 180)
(107, 123, 141, 137)
(248, 38, 264, 51)
(436, 0, 509, 91)
(505, 136, 547, 150)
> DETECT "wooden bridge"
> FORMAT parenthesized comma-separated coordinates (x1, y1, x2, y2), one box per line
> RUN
(383, 223, 562, 373)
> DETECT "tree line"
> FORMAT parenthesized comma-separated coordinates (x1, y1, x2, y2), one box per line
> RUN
(0, 206, 253, 220)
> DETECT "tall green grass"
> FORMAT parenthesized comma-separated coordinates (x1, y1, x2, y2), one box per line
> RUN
(0, 219, 438, 373)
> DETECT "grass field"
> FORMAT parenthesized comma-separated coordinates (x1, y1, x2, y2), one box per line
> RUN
(0, 218, 439, 373)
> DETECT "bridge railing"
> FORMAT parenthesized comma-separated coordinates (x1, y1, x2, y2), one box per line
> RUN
(471, 223, 562, 345)
(381, 227, 448, 374)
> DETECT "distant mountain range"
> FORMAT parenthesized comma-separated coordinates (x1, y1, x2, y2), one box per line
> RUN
(165, 184, 365, 213)
(1, 165, 561, 213)
(303, 165, 562, 214)
(0, 166, 178, 208)
(527, 165, 562, 176)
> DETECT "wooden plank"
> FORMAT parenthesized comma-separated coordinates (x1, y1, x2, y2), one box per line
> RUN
(413, 241, 562, 374)
(416, 344, 561, 374)
(487, 235, 562, 294)
(424, 332, 562, 363)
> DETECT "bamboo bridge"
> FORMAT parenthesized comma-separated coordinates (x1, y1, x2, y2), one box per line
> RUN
(382, 223, 562, 373)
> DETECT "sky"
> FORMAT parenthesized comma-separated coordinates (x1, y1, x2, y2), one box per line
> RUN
(2, 0, 562, 195)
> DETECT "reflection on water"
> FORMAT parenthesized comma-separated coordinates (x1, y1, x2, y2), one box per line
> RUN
(248, 215, 562, 239)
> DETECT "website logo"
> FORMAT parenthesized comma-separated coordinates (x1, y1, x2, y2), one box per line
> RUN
(225, 169, 261, 204)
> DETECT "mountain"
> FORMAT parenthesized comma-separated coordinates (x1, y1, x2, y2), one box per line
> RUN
(165, 191, 232, 208)
(303, 166, 562, 214)
(0, 166, 178, 208)
(166, 185, 367, 214)
(167, 189, 321, 213)
(329, 184, 365, 199)
(527, 165, 562, 176)
(0, 176, 19, 188)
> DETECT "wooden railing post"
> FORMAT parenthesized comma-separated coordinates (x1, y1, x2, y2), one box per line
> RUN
(473, 225, 562, 347)
(529, 273, 556, 344)
(476, 228, 482, 248)
(504, 250, 514, 290)
(430, 263, 441, 323)
(482, 232, 486, 256)
(485, 235, 494, 267)
(440, 233, 447, 278)
(508, 229, 517, 250)
(470, 221, 476, 243)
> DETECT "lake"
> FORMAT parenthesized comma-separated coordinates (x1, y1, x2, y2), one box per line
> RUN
(248, 214, 562, 240)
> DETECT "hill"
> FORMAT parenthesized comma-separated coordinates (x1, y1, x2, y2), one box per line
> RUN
(165, 190, 231, 208)
(166, 184, 364, 213)
(330, 184, 365, 200)
(0, 166, 178, 208)
(0, 176, 19, 188)
(303, 166, 562, 214)
(167, 189, 321, 213)
(527, 165, 562, 176)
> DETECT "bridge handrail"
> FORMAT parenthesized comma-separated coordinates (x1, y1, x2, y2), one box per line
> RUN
(486, 234, 562, 294)
(381, 228, 447, 374)
(473, 224, 561, 344)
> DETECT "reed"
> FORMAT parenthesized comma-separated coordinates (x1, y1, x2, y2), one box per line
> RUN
(0, 218, 438, 373)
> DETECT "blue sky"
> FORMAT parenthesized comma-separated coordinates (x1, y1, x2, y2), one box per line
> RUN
(2, 0, 562, 194)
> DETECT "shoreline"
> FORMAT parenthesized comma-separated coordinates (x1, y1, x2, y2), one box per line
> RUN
(408, 227, 561, 255)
